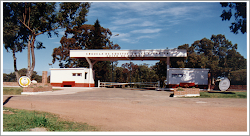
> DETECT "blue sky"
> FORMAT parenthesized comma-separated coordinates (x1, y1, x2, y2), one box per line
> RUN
(2, 2, 248, 76)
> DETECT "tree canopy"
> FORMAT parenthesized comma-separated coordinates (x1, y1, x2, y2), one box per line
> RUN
(152, 34, 246, 85)
(3, 2, 90, 81)
(3, 68, 43, 83)
(220, 2, 247, 34)
(52, 19, 120, 68)
(177, 34, 246, 79)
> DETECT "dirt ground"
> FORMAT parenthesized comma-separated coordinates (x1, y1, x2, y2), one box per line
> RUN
(3, 87, 248, 132)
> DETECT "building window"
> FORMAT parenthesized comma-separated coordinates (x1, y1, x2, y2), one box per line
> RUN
(172, 74, 183, 78)
(73, 73, 82, 76)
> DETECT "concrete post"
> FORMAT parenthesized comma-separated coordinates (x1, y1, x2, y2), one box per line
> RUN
(42, 71, 47, 83)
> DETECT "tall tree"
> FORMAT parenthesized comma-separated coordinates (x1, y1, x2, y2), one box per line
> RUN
(52, 19, 120, 84)
(4, 3, 29, 82)
(3, 2, 90, 81)
(90, 19, 103, 49)
(152, 61, 167, 87)
(176, 34, 246, 80)
(114, 67, 127, 83)
(220, 2, 247, 34)
(52, 20, 120, 68)
(121, 62, 134, 83)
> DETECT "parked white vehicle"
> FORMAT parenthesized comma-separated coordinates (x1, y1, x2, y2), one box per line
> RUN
(165, 68, 210, 88)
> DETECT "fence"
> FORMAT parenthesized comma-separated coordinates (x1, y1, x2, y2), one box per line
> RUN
(98, 80, 160, 89)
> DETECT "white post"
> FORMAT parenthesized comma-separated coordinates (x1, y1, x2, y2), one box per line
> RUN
(98, 80, 100, 88)
(166, 57, 170, 86)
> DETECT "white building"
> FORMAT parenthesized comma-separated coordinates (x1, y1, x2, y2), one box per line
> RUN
(50, 68, 94, 87)
(166, 68, 210, 88)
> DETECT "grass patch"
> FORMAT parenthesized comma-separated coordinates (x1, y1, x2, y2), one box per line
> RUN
(3, 107, 98, 132)
(3, 87, 23, 95)
(200, 91, 247, 98)
(3, 87, 62, 95)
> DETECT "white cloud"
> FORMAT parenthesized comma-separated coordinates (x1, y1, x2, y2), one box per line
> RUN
(106, 2, 166, 13)
(120, 38, 138, 44)
(136, 35, 152, 40)
(112, 18, 140, 25)
(140, 21, 155, 27)
(88, 2, 215, 36)
(108, 26, 119, 31)
(131, 29, 161, 34)
(93, 2, 207, 17)
(129, 21, 156, 27)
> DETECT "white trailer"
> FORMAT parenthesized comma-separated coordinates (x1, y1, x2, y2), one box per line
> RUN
(165, 68, 210, 88)
(50, 68, 94, 87)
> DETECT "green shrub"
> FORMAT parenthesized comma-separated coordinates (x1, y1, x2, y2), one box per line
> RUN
(177, 87, 184, 91)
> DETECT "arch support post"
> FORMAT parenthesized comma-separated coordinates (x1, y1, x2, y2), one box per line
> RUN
(85, 57, 97, 87)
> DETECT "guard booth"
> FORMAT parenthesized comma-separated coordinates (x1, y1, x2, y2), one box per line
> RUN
(50, 68, 95, 87)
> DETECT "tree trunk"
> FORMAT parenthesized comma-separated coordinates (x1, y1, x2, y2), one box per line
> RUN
(26, 34, 36, 79)
(12, 50, 20, 82)
(26, 35, 32, 79)
(30, 34, 36, 79)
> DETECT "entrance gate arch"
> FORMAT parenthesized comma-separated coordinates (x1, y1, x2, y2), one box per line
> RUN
(70, 49, 187, 87)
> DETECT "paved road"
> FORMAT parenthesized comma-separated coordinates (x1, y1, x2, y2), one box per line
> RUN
(3, 87, 247, 132)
